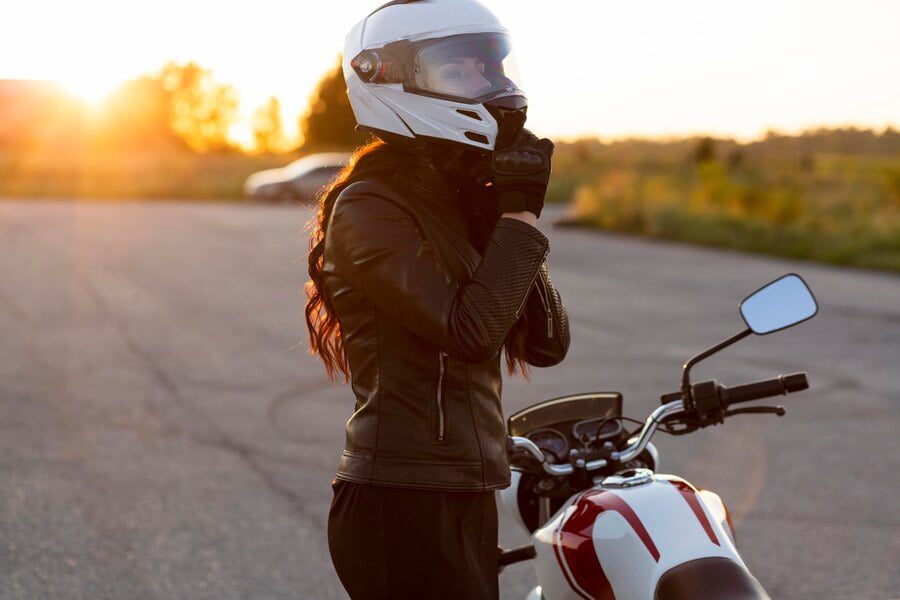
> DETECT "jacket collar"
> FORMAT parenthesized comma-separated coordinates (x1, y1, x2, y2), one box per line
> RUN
(399, 155, 483, 279)
(408, 155, 461, 203)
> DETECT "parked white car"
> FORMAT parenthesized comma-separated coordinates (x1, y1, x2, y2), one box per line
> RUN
(244, 152, 350, 202)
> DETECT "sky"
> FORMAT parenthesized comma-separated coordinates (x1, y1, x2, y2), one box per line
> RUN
(3, 0, 899, 144)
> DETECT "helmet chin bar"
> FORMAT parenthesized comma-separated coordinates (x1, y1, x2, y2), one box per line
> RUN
(358, 93, 527, 189)
(484, 94, 527, 118)
(484, 95, 528, 145)
(358, 91, 527, 157)
(359, 124, 486, 156)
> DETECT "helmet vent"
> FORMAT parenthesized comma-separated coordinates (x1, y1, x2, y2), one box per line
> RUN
(464, 132, 489, 145)
(456, 109, 482, 122)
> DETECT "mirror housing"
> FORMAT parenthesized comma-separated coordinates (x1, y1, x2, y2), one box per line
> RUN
(740, 274, 818, 335)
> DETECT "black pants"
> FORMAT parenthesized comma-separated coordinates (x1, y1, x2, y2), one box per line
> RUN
(327, 478, 500, 599)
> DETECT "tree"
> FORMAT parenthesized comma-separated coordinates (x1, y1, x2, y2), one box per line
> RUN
(252, 96, 290, 154)
(160, 61, 239, 152)
(95, 74, 185, 150)
(92, 61, 239, 152)
(299, 58, 369, 151)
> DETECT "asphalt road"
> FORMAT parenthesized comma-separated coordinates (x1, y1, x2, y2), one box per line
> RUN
(0, 200, 897, 599)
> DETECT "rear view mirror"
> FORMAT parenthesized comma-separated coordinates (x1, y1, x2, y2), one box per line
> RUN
(740, 274, 818, 335)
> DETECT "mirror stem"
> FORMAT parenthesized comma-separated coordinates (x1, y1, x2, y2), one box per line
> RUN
(681, 328, 752, 400)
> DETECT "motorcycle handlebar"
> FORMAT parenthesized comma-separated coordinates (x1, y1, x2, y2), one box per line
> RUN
(510, 400, 686, 476)
(512, 372, 810, 477)
(720, 372, 808, 407)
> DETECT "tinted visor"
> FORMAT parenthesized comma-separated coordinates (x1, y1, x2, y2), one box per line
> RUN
(410, 32, 523, 102)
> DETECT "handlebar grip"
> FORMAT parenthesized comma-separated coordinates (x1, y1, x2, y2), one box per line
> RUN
(720, 372, 808, 407)
(782, 372, 809, 394)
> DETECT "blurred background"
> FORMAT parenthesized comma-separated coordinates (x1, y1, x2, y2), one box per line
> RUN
(0, 1, 900, 270)
(1, 1, 898, 598)
(2, 0, 898, 267)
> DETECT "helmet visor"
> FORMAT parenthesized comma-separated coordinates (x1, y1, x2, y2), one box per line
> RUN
(409, 32, 523, 103)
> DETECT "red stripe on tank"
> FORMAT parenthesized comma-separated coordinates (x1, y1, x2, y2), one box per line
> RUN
(551, 489, 660, 600)
(669, 480, 720, 546)
(552, 491, 594, 600)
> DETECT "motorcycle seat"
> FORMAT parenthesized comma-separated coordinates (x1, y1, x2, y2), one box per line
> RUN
(654, 557, 771, 600)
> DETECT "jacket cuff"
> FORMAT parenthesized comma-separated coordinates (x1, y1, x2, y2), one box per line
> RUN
(495, 217, 550, 252)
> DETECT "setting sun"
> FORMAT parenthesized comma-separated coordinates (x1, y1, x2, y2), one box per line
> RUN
(2, 0, 897, 148)
(63, 76, 121, 106)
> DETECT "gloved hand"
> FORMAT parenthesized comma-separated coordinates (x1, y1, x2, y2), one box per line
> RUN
(491, 113, 554, 219)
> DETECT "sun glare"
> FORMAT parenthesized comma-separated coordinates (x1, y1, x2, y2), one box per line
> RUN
(3, 0, 894, 142)
(63, 77, 120, 106)
(227, 122, 256, 152)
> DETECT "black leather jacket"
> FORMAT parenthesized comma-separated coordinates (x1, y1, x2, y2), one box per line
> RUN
(322, 161, 570, 491)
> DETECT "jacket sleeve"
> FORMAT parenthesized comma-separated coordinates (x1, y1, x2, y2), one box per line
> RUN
(520, 258, 571, 367)
(326, 182, 550, 364)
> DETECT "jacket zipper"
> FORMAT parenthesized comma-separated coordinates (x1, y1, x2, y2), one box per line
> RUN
(514, 249, 551, 322)
(534, 270, 553, 338)
(436, 350, 448, 441)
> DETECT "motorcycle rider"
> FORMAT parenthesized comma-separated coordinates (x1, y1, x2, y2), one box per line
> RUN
(303, 1, 570, 597)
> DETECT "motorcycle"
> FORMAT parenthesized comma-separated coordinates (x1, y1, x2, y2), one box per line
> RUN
(497, 273, 819, 600)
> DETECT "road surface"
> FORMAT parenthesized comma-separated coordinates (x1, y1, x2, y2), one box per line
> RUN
(0, 200, 897, 599)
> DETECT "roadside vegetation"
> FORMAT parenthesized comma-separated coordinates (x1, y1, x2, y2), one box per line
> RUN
(0, 150, 286, 200)
(555, 130, 900, 271)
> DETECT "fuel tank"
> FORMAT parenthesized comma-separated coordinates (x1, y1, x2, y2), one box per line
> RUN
(530, 471, 744, 600)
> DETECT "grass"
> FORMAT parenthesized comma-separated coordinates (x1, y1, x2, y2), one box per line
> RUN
(0, 150, 288, 200)
(560, 154, 900, 271)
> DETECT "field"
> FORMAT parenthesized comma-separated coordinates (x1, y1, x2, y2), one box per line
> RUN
(550, 133, 900, 271)
(0, 150, 286, 200)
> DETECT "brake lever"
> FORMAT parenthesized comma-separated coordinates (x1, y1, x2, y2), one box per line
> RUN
(723, 405, 786, 418)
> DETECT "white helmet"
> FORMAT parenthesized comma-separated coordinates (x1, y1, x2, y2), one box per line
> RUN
(342, 0, 528, 152)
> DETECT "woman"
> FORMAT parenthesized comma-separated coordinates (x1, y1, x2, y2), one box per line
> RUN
(304, 1, 570, 598)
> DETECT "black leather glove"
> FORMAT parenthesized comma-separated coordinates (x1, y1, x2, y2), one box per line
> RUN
(491, 113, 554, 219)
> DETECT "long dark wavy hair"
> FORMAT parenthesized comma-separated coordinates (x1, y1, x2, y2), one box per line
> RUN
(304, 139, 533, 382)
